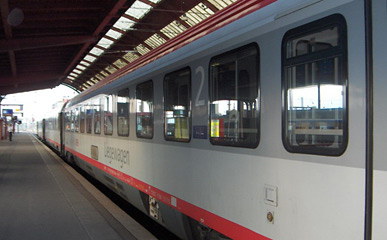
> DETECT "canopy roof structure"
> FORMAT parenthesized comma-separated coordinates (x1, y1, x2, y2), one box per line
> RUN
(0, 0, 237, 95)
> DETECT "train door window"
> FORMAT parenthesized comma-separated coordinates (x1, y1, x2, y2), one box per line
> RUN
(65, 111, 71, 132)
(70, 110, 75, 132)
(74, 108, 80, 132)
(117, 88, 129, 136)
(94, 99, 101, 134)
(136, 80, 153, 139)
(104, 95, 113, 135)
(86, 105, 92, 134)
(164, 67, 191, 142)
(209, 43, 260, 148)
(80, 106, 85, 133)
(282, 14, 348, 155)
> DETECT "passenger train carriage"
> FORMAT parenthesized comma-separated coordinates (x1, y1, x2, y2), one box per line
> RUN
(39, 0, 387, 239)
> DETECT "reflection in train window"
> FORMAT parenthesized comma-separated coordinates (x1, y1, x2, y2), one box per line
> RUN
(136, 81, 153, 139)
(80, 106, 85, 133)
(117, 89, 129, 136)
(74, 108, 80, 132)
(65, 111, 71, 132)
(86, 104, 92, 134)
(282, 14, 348, 155)
(209, 43, 259, 148)
(94, 99, 101, 134)
(164, 68, 191, 142)
(104, 95, 113, 135)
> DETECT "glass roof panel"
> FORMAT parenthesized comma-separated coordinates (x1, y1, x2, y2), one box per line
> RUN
(90, 47, 104, 56)
(76, 65, 86, 70)
(125, 1, 152, 20)
(106, 29, 123, 39)
(114, 16, 136, 31)
(80, 60, 90, 66)
(84, 55, 97, 63)
(160, 21, 186, 38)
(207, 0, 231, 10)
(113, 59, 128, 69)
(68, 0, 239, 91)
(123, 52, 140, 62)
(135, 44, 150, 55)
(97, 38, 114, 49)
(144, 33, 167, 49)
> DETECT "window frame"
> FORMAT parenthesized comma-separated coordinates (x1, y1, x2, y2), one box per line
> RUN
(117, 88, 130, 137)
(86, 104, 92, 134)
(80, 106, 85, 133)
(104, 95, 114, 135)
(281, 14, 348, 156)
(136, 80, 154, 139)
(93, 98, 102, 135)
(163, 67, 192, 142)
(208, 43, 260, 148)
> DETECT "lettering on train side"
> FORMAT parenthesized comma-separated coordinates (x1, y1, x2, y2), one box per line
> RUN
(104, 146, 130, 168)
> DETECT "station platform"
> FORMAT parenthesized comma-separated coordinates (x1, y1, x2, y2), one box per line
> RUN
(0, 132, 156, 240)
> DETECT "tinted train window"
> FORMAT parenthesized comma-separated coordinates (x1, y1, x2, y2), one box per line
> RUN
(80, 106, 85, 133)
(94, 99, 101, 134)
(117, 89, 129, 136)
(104, 95, 113, 135)
(282, 14, 348, 155)
(209, 44, 260, 148)
(164, 68, 191, 142)
(86, 105, 92, 134)
(136, 81, 153, 139)
(65, 111, 71, 132)
(74, 108, 80, 132)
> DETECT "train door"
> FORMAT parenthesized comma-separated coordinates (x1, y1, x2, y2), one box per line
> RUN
(59, 112, 65, 156)
(42, 119, 46, 141)
(370, 0, 387, 239)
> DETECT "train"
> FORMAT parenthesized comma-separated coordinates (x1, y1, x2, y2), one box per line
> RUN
(36, 0, 387, 239)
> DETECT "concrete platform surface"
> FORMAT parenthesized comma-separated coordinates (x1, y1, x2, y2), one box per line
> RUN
(0, 132, 156, 240)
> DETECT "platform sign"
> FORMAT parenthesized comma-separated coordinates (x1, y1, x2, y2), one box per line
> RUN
(2, 109, 13, 116)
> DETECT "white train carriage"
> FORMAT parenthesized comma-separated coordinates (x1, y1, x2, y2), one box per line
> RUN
(44, 103, 66, 152)
(50, 0, 387, 239)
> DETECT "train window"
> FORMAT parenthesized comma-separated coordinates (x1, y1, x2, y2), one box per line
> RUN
(94, 99, 101, 134)
(117, 88, 129, 136)
(70, 110, 75, 132)
(104, 95, 113, 135)
(65, 111, 71, 132)
(86, 105, 92, 134)
(209, 43, 260, 148)
(282, 14, 348, 155)
(136, 80, 153, 139)
(74, 108, 80, 132)
(164, 67, 191, 142)
(80, 106, 85, 133)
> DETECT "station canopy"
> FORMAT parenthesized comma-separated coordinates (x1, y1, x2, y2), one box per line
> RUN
(0, 0, 237, 95)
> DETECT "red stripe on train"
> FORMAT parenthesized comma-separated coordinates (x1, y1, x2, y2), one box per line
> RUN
(65, 146, 271, 240)
(46, 138, 60, 148)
